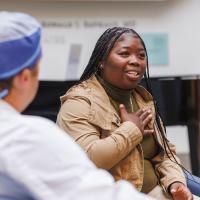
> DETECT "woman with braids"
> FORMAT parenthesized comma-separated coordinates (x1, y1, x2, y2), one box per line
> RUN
(57, 27, 195, 200)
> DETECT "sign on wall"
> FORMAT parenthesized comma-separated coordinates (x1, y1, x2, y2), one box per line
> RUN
(142, 33, 168, 66)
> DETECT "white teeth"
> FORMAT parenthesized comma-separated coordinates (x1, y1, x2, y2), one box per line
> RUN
(127, 71, 138, 76)
(133, 72, 137, 76)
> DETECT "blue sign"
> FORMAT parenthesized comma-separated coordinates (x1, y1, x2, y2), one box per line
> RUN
(141, 33, 169, 66)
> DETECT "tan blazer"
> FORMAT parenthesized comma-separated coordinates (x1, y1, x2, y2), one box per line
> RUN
(57, 75, 186, 193)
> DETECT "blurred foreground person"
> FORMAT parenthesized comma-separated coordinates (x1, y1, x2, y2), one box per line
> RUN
(0, 12, 155, 200)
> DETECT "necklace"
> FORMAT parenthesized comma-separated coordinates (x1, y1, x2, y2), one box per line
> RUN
(130, 96, 134, 113)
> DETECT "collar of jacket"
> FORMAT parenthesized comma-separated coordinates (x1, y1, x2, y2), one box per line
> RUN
(60, 75, 156, 131)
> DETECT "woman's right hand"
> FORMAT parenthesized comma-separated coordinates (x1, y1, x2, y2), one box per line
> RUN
(119, 104, 154, 136)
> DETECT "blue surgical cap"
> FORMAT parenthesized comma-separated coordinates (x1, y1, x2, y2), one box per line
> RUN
(0, 11, 42, 98)
(0, 11, 42, 80)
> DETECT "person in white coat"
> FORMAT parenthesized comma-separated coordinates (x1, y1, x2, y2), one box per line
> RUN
(0, 11, 155, 200)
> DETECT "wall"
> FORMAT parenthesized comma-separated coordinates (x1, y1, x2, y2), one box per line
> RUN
(1, 0, 200, 80)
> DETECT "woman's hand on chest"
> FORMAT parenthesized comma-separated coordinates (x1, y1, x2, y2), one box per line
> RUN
(119, 104, 154, 137)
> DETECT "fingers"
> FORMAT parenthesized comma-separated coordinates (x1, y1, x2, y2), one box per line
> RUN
(171, 184, 193, 200)
(119, 104, 129, 122)
(119, 104, 127, 114)
(171, 190, 193, 200)
(143, 129, 154, 136)
(140, 109, 152, 120)
(119, 104, 144, 132)
(137, 109, 152, 127)
(142, 115, 153, 128)
(135, 109, 144, 116)
(119, 106, 153, 135)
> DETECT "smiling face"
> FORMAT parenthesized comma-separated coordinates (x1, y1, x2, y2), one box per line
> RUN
(101, 32, 147, 89)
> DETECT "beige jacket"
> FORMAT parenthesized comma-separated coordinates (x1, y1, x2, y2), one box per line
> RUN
(57, 75, 186, 193)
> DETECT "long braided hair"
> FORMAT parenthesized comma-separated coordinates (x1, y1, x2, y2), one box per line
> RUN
(80, 27, 190, 175)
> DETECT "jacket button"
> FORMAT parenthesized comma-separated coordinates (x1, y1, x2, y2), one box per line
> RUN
(116, 118, 120, 125)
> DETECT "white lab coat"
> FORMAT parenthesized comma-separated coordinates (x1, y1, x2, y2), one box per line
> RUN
(0, 100, 154, 200)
